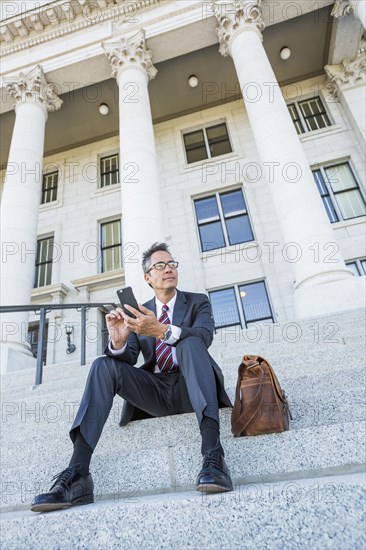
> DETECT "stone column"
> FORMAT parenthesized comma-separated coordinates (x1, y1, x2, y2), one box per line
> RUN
(214, 0, 363, 318)
(0, 65, 62, 374)
(325, 41, 366, 146)
(102, 30, 165, 301)
(332, 0, 366, 29)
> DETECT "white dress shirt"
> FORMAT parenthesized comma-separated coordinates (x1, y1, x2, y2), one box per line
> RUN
(108, 293, 182, 373)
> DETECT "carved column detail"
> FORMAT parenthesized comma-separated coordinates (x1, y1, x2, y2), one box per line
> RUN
(332, 0, 366, 29)
(331, 0, 353, 18)
(102, 29, 157, 81)
(215, 0, 265, 57)
(325, 41, 366, 98)
(6, 65, 63, 113)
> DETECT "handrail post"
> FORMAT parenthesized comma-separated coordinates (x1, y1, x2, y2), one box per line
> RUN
(81, 305, 86, 366)
(35, 307, 46, 386)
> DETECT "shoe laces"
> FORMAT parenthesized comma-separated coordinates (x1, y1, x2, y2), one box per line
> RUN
(202, 450, 222, 469)
(50, 464, 82, 492)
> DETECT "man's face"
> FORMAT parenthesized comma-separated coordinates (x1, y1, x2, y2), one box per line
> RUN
(144, 250, 178, 293)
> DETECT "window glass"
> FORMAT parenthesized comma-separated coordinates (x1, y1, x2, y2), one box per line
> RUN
(325, 164, 357, 192)
(239, 282, 272, 322)
(220, 191, 246, 216)
(226, 216, 254, 245)
(101, 220, 122, 272)
(195, 190, 254, 251)
(184, 130, 207, 164)
(35, 237, 54, 288)
(322, 196, 339, 223)
(346, 262, 360, 276)
(195, 196, 220, 223)
(336, 190, 366, 219)
(207, 124, 232, 158)
(199, 223, 225, 251)
(209, 288, 240, 327)
(42, 172, 58, 204)
(299, 98, 331, 131)
(101, 154, 119, 187)
(313, 170, 328, 196)
(287, 104, 304, 134)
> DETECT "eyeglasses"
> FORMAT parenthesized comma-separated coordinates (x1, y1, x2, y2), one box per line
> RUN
(146, 261, 179, 273)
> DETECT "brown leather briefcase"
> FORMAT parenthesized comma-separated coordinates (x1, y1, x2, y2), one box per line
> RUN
(231, 354, 291, 437)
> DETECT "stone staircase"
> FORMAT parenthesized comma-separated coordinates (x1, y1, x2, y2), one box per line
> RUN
(0, 308, 365, 549)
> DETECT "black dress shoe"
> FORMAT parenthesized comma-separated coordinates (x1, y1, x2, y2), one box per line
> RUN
(31, 464, 94, 513)
(196, 446, 233, 493)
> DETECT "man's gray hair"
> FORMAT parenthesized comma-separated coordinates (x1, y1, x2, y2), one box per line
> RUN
(142, 242, 172, 273)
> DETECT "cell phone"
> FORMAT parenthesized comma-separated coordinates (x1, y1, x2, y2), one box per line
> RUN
(116, 287, 140, 319)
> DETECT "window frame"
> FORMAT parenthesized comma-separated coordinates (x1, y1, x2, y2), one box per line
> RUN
(34, 235, 54, 288)
(287, 96, 332, 135)
(346, 258, 366, 276)
(41, 171, 58, 204)
(100, 219, 122, 273)
(194, 187, 255, 252)
(183, 121, 233, 165)
(312, 161, 366, 223)
(99, 153, 120, 189)
(209, 280, 274, 330)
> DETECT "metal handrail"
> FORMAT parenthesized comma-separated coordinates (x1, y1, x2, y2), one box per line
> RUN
(0, 303, 117, 386)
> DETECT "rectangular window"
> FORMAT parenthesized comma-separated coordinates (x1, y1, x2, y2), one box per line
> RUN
(288, 96, 331, 134)
(346, 259, 366, 276)
(209, 281, 273, 329)
(184, 122, 232, 164)
(194, 189, 254, 252)
(34, 237, 54, 288)
(101, 220, 122, 273)
(41, 171, 58, 204)
(313, 163, 366, 223)
(100, 154, 119, 188)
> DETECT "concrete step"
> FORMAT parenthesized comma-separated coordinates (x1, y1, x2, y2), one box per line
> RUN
(1, 383, 365, 474)
(1, 472, 364, 550)
(1, 360, 364, 433)
(1, 420, 365, 511)
(1, 335, 364, 398)
(0, 360, 93, 393)
(1, 355, 364, 426)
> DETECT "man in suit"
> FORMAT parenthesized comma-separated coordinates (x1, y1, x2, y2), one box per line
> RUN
(31, 242, 233, 512)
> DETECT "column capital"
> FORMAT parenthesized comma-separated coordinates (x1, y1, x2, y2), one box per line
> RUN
(102, 29, 157, 82)
(6, 65, 63, 112)
(325, 41, 366, 98)
(214, 0, 265, 57)
(331, 0, 353, 18)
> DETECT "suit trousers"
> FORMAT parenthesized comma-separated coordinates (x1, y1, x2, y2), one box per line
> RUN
(70, 336, 220, 450)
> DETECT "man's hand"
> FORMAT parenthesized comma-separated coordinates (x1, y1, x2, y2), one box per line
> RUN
(122, 304, 167, 340)
(105, 307, 132, 350)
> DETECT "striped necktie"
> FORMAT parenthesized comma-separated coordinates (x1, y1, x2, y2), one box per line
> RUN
(155, 304, 175, 373)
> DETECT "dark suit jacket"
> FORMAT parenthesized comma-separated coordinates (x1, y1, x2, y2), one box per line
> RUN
(105, 289, 232, 426)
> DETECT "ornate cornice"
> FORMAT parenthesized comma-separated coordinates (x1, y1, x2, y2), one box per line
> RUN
(325, 42, 366, 97)
(0, 0, 159, 57)
(214, 0, 265, 57)
(331, 0, 353, 18)
(102, 29, 157, 81)
(6, 65, 63, 112)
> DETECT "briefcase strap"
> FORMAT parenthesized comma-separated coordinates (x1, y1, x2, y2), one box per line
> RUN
(232, 362, 264, 435)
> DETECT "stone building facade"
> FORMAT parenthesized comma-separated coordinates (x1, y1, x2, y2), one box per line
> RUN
(0, 0, 365, 372)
